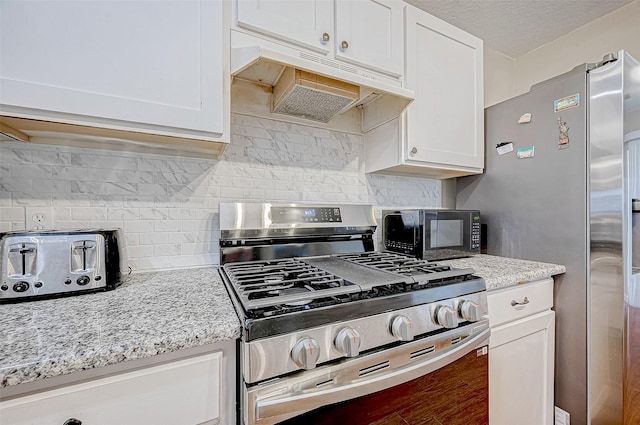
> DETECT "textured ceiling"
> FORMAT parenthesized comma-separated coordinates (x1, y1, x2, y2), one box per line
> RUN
(405, 0, 633, 58)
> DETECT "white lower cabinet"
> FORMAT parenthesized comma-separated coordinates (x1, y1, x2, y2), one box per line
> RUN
(0, 352, 226, 425)
(487, 278, 555, 425)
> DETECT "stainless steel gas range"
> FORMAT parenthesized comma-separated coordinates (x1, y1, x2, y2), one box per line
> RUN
(218, 203, 490, 425)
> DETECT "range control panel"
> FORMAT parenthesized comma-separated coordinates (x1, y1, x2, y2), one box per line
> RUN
(271, 207, 342, 223)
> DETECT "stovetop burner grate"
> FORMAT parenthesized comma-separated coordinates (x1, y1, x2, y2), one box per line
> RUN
(221, 253, 480, 323)
(222, 259, 360, 314)
(336, 251, 478, 288)
(337, 252, 452, 275)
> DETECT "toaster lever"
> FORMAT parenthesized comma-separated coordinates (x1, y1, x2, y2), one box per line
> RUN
(72, 240, 97, 272)
(8, 243, 37, 277)
(10, 245, 36, 254)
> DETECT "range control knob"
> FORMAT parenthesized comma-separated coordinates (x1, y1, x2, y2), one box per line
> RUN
(291, 337, 321, 370)
(13, 281, 29, 293)
(390, 315, 414, 341)
(76, 275, 90, 286)
(334, 327, 361, 357)
(435, 306, 459, 329)
(459, 300, 483, 322)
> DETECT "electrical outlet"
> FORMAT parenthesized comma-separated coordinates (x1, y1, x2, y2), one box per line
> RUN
(25, 207, 54, 230)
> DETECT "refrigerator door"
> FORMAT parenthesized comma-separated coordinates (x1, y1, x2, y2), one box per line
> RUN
(623, 50, 640, 424)
(588, 52, 627, 425)
(457, 67, 589, 424)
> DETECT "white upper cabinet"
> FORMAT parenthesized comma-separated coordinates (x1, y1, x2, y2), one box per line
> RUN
(235, 0, 404, 78)
(334, 0, 404, 77)
(365, 4, 484, 178)
(0, 0, 229, 157)
(236, 0, 334, 55)
(404, 6, 483, 169)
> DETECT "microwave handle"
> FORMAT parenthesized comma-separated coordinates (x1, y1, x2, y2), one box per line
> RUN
(254, 327, 490, 423)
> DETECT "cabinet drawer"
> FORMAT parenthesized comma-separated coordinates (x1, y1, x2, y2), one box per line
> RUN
(0, 352, 222, 425)
(487, 278, 553, 327)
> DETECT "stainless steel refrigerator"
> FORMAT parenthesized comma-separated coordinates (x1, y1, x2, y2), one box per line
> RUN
(456, 50, 640, 425)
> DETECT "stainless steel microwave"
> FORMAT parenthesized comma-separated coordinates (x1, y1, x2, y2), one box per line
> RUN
(382, 209, 481, 261)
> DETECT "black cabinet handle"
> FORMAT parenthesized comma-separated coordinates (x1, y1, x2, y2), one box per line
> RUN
(63, 419, 82, 425)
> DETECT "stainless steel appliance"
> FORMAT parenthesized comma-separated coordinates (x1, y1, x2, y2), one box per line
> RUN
(218, 203, 490, 425)
(456, 51, 640, 424)
(0, 229, 128, 302)
(382, 209, 481, 261)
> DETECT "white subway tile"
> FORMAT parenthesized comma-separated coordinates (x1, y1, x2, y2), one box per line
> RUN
(105, 182, 139, 196)
(12, 194, 52, 207)
(0, 145, 32, 164)
(107, 207, 139, 221)
(154, 244, 181, 256)
(124, 220, 155, 233)
(0, 113, 443, 272)
(124, 233, 139, 246)
(0, 207, 25, 222)
(127, 245, 154, 258)
(139, 232, 169, 245)
(72, 208, 107, 221)
(154, 220, 182, 232)
(182, 242, 213, 255)
(139, 207, 169, 220)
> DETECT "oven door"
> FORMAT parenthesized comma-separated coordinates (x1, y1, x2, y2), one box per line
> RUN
(243, 324, 490, 425)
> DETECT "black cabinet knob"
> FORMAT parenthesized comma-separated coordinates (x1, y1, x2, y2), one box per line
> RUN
(63, 419, 82, 425)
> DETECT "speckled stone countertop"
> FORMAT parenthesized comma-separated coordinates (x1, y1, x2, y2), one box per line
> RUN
(441, 254, 566, 290)
(0, 256, 563, 389)
(0, 267, 241, 389)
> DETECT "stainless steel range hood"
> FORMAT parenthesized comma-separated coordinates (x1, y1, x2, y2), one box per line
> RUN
(231, 32, 414, 132)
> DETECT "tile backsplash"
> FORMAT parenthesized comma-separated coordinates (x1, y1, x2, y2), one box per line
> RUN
(0, 113, 442, 271)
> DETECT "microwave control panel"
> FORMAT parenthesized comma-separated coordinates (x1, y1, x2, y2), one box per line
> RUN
(471, 215, 481, 250)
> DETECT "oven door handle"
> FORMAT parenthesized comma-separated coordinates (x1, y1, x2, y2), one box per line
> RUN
(254, 326, 490, 424)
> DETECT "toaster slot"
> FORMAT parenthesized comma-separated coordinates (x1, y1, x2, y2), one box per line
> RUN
(71, 240, 97, 272)
(8, 243, 37, 277)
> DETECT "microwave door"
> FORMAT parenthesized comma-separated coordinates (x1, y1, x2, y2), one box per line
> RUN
(424, 214, 473, 261)
(431, 219, 464, 250)
(383, 212, 418, 257)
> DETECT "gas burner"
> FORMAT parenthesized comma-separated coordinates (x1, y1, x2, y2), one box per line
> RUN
(336, 252, 476, 284)
(338, 251, 451, 272)
(222, 259, 360, 312)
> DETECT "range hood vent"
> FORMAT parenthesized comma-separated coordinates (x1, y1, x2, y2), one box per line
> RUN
(272, 68, 360, 123)
(230, 35, 414, 132)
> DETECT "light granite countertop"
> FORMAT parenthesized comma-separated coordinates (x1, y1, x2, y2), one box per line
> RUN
(0, 267, 241, 389)
(441, 254, 566, 290)
(0, 255, 563, 390)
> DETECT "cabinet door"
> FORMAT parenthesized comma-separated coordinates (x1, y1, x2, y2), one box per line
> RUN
(335, 0, 404, 77)
(236, 0, 334, 54)
(0, 0, 226, 138)
(489, 310, 555, 425)
(0, 352, 222, 425)
(404, 6, 483, 169)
